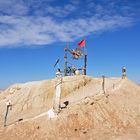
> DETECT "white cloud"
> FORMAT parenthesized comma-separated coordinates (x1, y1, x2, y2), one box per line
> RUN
(46, 3, 78, 18)
(0, 0, 138, 47)
(0, 0, 28, 15)
(0, 15, 133, 47)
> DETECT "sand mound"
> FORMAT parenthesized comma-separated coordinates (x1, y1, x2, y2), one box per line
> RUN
(0, 75, 140, 140)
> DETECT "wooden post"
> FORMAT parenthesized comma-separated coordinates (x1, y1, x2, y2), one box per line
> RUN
(102, 75, 105, 94)
(53, 70, 62, 114)
(4, 100, 12, 127)
(84, 52, 87, 75)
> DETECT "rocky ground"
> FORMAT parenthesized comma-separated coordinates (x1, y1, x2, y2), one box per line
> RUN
(0, 75, 140, 140)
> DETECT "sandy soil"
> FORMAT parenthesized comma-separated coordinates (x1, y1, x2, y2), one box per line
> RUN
(0, 75, 140, 140)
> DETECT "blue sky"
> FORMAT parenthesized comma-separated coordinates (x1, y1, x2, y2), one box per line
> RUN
(0, 0, 140, 89)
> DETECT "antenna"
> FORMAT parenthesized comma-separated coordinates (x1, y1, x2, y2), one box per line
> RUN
(54, 58, 60, 68)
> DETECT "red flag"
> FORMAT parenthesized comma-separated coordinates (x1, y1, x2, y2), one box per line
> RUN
(78, 39, 85, 48)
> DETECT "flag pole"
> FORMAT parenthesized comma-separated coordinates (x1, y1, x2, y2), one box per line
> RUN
(84, 51, 87, 75)
(64, 43, 69, 76)
(83, 38, 87, 75)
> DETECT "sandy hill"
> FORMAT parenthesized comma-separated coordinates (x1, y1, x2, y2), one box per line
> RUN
(0, 75, 140, 140)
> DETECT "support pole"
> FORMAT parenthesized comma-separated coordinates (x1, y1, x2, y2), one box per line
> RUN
(4, 100, 12, 127)
(53, 69, 62, 114)
(102, 75, 105, 94)
(64, 48, 67, 76)
(84, 53, 87, 75)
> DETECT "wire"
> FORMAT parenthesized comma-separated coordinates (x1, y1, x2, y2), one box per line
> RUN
(0, 76, 124, 127)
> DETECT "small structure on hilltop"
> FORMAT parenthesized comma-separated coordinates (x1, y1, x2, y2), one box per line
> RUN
(64, 39, 87, 76)
(48, 39, 87, 118)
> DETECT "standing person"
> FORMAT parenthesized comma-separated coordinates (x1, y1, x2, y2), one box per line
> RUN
(122, 67, 126, 79)
(4, 100, 12, 127)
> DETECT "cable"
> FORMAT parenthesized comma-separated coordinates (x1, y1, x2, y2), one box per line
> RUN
(0, 76, 124, 127)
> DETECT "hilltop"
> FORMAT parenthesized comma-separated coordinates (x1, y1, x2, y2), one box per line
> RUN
(0, 75, 140, 140)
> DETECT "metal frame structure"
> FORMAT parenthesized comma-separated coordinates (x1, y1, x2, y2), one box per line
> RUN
(64, 47, 87, 76)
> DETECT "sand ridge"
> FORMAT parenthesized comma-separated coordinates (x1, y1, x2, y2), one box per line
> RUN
(0, 75, 140, 139)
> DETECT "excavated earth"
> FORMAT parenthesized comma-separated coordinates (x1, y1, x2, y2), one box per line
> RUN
(0, 75, 140, 140)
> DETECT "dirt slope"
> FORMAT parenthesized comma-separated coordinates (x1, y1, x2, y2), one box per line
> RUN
(0, 75, 140, 140)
